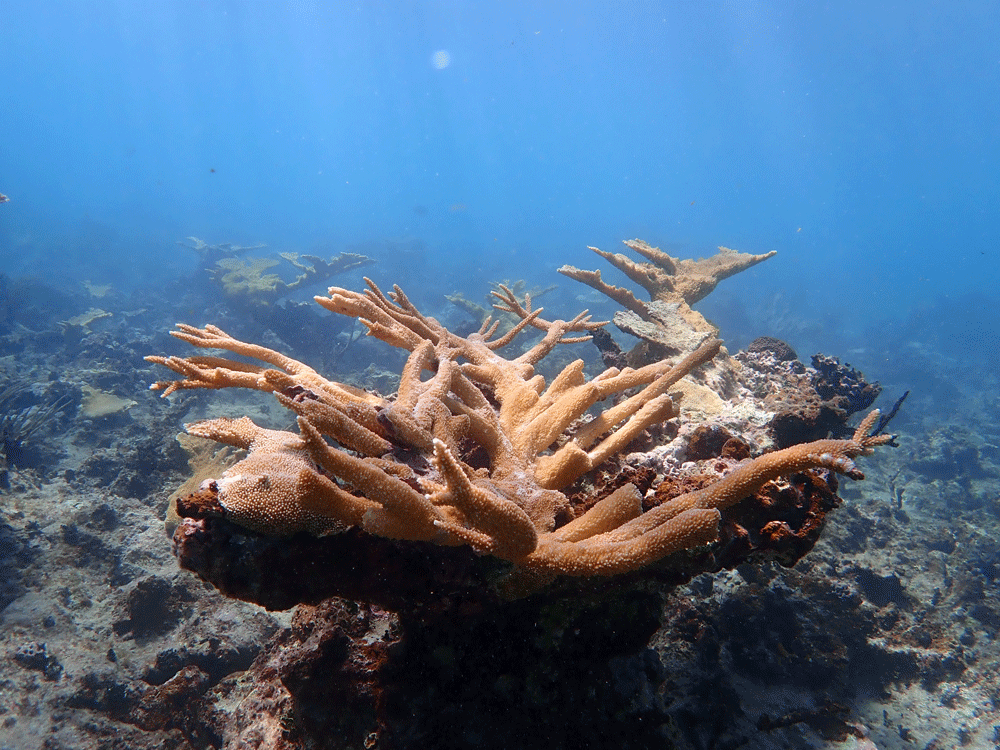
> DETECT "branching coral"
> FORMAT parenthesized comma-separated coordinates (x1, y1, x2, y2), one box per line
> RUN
(148, 278, 890, 578)
(559, 239, 776, 333)
(209, 252, 375, 307)
(177, 236, 375, 307)
(446, 279, 558, 329)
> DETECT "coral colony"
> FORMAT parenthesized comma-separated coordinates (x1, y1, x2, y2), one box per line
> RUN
(148, 241, 892, 595)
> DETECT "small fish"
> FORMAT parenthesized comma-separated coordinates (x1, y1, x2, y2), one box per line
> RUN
(0, 193, 8, 203)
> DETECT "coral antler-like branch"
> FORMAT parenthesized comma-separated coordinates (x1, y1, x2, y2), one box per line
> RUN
(561, 240, 777, 309)
(489, 283, 608, 340)
(558, 239, 777, 334)
(150, 278, 890, 578)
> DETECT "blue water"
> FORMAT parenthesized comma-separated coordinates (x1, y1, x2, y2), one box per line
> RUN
(2, 1, 998, 354)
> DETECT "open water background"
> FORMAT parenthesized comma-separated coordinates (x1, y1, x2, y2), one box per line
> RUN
(2, 0, 998, 380)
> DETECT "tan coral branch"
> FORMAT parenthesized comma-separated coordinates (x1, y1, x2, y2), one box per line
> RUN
(151, 276, 890, 580)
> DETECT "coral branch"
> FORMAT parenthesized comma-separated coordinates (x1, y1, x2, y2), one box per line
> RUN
(150, 278, 889, 581)
(559, 239, 777, 337)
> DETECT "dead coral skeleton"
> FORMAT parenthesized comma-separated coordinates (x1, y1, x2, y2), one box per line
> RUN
(148, 278, 891, 577)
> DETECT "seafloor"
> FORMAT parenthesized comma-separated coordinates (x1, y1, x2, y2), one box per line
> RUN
(1, 263, 998, 750)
